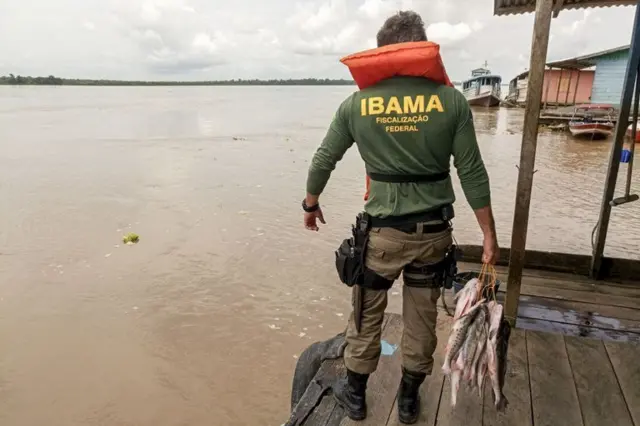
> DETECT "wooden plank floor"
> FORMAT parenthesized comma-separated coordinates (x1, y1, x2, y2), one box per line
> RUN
(286, 314, 640, 426)
(286, 266, 640, 426)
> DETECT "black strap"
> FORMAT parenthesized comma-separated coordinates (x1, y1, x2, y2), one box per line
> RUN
(389, 221, 450, 234)
(368, 171, 450, 183)
(362, 268, 394, 290)
(403, 258, 447, 277)
(369, 204, 454, 228)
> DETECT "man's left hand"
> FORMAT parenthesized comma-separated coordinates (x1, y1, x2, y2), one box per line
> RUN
(304, 208, 326, 231)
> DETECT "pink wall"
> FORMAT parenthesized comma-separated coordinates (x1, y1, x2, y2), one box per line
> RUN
(541, 69, 594, 105)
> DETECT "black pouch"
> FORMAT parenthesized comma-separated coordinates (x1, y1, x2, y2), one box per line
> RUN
(335, 237, 364, 287)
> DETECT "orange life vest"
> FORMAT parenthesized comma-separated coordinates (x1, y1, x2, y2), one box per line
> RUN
(339, 41, 454, 201)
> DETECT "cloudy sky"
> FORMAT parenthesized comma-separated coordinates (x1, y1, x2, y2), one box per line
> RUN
(0, 0, 636, 82)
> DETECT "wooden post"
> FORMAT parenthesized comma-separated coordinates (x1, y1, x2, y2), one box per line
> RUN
(572, 70, 582, 105)
(543, 67, 552, 110)
(505, 0, 554, 326)
(555, 68, 564, 105)
(564, 68, 574, 105)
(590, 1, 640, 279)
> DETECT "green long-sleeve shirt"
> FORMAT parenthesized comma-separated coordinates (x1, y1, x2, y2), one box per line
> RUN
(306, 76, 491, 218)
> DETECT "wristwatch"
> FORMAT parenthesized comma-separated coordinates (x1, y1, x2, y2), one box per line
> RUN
(302, 199, 320, 213)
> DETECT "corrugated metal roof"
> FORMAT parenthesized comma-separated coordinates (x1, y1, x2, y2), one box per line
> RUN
(546, 45, 630, 68)
(494, 0, 637, 16)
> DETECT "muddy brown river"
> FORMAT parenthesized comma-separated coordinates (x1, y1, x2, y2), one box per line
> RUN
(1, 86, 638, 425)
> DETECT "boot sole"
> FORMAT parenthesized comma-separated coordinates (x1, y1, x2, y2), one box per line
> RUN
(398, 414, 419, 424)
(333, 394, 366, 421)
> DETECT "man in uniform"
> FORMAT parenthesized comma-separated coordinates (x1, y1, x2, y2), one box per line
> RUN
(301, 10, 499, 424)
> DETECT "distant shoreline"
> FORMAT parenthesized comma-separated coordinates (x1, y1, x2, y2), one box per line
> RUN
(1, 75, 356, 86)
(0, 75, 464, 87)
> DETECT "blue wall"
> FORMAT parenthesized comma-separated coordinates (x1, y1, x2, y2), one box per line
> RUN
(591, 49, 630, 105)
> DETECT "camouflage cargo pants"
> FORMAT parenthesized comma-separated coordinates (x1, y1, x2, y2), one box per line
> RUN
(343, 223, 453, 375)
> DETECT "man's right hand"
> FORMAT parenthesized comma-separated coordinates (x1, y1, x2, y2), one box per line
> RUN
(482, 235, 500, 265)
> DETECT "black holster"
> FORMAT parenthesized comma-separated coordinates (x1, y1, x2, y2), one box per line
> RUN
(335, 212, 393, 290)
(443, 244, 459, 289)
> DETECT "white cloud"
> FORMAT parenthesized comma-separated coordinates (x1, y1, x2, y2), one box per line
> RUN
(427, 22, 473, 44)
(471, 21, 484, 31)
(292, 22, 363, 56)
(358, 0, 396, 19)
(287, 0, 348, 32)
(0, 0, 636, 81)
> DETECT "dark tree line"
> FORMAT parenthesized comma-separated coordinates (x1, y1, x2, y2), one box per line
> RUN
(0, 74, 357, 86)
(0, 74, 64, 85)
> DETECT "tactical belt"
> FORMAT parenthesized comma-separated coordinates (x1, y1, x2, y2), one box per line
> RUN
(388, 221, 450, 234)
(367, 171, 450, 183)
(369, 205, 454, 228)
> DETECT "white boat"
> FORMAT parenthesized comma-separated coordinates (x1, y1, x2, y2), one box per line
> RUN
(461, 62, 502, 107)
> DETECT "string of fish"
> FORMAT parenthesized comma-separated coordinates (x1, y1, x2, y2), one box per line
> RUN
(440, 264, 510, 412)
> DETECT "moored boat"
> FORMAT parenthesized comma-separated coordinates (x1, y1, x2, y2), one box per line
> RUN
(568, 104, 615, 140)
(626, 122, 640, 142)
(461, 62, 502, 107)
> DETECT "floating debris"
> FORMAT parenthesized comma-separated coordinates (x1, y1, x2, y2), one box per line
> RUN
(133, 306, 139, 310)
(381, 340, 398, 356)
(293, 355, 298, 359)
(105, 253, 112, 258)
(232, 136, 246, 141)
(299, 332, 306, 338)
(336, 313, 344, 317)
(268, 324, 281, 330)
(122, 233, 139, 245)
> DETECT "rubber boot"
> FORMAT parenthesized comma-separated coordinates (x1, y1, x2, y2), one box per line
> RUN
(397, 368, 427, 424)
(333, 369, 369, 421)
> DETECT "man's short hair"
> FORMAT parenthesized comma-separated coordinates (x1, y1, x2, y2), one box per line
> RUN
(376, 10, 428, 47)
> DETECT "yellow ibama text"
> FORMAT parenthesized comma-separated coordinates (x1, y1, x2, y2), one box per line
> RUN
(360, 95, 444, 116)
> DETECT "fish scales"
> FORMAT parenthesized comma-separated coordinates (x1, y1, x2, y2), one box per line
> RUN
(487, 302, 509, 411)
(462, 305, 487, 382)
(469, 321, 488, 389)
(442, 299, 486, 374)
(453, 278, 482, 320)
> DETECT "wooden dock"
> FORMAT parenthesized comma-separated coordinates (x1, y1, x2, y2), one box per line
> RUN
(284, 266, 640, 426)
